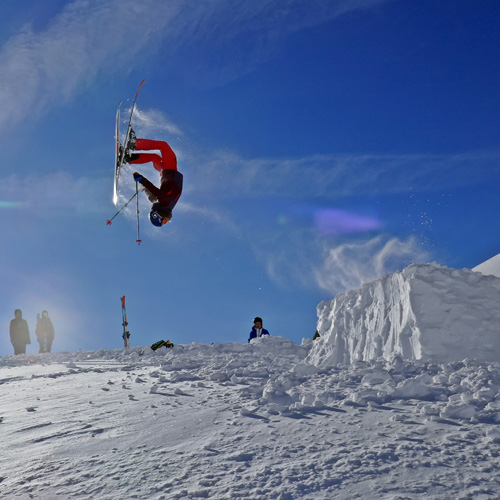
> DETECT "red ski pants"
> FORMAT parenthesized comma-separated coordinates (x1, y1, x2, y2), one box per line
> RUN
(130, 138, 177, 172)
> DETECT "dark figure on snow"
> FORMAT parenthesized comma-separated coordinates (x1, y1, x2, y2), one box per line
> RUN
(10, 309, 30, 355)
(248, 317, 270, 343)
(125, 130, 183, 227)
(36, 310, 55, 353)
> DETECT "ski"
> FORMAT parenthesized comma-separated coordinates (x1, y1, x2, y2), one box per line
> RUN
(121, 296, 131, 348)
(113, 101, 122, 206)
(113, 80, 146, 206)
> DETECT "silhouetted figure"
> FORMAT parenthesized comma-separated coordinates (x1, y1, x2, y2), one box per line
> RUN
(10, 309, 30, 355)
(36, 310, 55, 353)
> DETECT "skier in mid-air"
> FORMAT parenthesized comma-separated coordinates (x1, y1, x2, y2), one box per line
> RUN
(125, 130, 183, 227)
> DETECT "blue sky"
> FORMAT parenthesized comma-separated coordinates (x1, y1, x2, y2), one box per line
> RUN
(1, 0, 500, 354)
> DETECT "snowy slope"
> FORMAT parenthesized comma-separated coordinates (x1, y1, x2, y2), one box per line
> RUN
(307, 263, 500, 366)
(2, 339, 500, 499)
(473, 252, 500, 278)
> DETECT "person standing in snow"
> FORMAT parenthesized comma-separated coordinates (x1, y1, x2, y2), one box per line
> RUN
(248, 317, 270, 343)
(125, 130, 183, 227)
(36, 310, 55, 353)
(10, 309, 31, 355)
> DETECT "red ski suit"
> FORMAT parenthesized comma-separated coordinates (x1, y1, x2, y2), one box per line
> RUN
(130, 139, 183, 212)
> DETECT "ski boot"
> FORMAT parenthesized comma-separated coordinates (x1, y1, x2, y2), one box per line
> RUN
(124, 150, 140, 164)
(127, 128, 137, 150)
(119, 144, 139, 164)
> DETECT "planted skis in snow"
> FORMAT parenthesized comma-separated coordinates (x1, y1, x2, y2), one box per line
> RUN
(121, 295, 131, 348)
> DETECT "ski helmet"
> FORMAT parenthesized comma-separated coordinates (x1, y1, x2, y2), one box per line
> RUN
(149, 210, 167, 227)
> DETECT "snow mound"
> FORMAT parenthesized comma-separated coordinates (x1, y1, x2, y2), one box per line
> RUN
(473, 252, 500, 278)
(307, 263, 500, 366)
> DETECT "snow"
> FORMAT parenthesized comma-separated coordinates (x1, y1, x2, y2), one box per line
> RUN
(473, 252, 500, 279)
(308, 263, 500, 366)
(1, 337, 500, 499)
(3, 259, 500, 498)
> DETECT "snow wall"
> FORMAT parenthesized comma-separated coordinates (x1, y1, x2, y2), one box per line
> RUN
(473, 252, 500, 279)
(307, 263, 500, 366)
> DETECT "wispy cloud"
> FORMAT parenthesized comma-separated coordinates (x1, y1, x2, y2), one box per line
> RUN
(313, 235, 429, 293)
(0, 151, 430, 295)
(184, 149, 500, 200)
(0, 0, 175, 130)
(0, 171, 109, 214)
(0, 0, 389, 131)
(163, 0, 390, 86)
(118, 106, 500, 201)
(249, 225, 428, 295)
(1, 141, 487, 293)
(179, 201, 240, 233)
(133, 107, 184, 137)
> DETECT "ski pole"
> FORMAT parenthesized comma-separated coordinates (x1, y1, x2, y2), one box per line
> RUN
(106, 191, 138, 225)
(135, 181, 142, 245)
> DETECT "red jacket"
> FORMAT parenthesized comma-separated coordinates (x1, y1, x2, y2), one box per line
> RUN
(138, 170, 183, 212)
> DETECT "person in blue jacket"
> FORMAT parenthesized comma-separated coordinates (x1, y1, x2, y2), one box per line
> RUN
(248, 317, 270, 343)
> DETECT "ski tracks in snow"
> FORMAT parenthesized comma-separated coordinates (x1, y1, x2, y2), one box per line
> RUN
(1, 341, 500, 499)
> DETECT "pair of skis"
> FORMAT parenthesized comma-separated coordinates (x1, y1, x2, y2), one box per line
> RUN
(107, 80, 146, 244)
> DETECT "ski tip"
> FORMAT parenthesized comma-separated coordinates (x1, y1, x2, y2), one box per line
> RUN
(106, 220, 113, 225)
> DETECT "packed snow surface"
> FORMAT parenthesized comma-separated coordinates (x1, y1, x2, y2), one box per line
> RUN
(473, 252, 500, 279)
(308, 263, 500, 366)
(2, 337, 500, 499)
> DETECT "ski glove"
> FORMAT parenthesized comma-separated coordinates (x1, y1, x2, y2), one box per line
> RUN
(133, 172, 143, 182)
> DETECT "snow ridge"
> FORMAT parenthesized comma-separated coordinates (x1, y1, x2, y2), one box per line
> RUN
(307, 263, 500, 366)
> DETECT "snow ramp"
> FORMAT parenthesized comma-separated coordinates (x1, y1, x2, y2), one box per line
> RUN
(307, 263, 500, 366)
